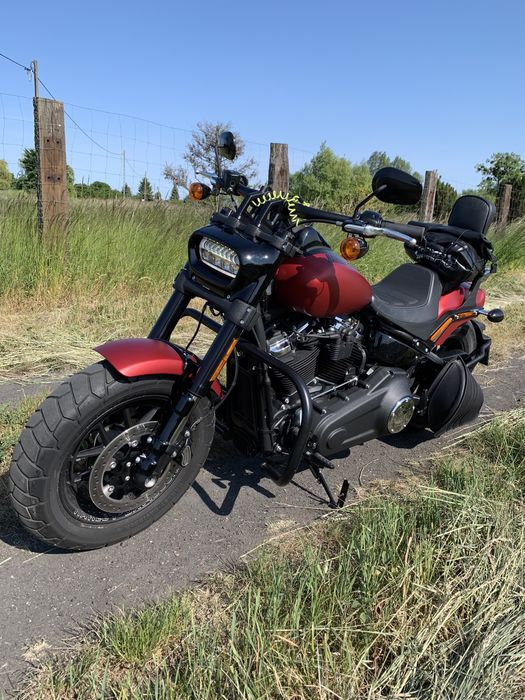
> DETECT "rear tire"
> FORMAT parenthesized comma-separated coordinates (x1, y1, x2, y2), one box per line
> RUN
(9, 362, 215, 551)
(440, 320, 479, 357)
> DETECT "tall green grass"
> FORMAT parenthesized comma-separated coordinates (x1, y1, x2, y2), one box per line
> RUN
(22, 409, 525, 699)
(2, 195, 524, 299)
(0, 195, 210, 296)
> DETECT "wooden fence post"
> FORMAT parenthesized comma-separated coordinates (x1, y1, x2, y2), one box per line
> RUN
(268, 143, 289, 193)
(419, 170, 437, 221)
(497, 183, 512, 231)
(34, 97, 68, 238)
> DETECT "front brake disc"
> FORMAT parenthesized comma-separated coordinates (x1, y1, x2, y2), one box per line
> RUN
(88, 422, 184, 514)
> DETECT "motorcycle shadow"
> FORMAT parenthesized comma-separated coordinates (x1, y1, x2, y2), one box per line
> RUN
(379, 426, 436, 449)
(194, 436, 277, 517)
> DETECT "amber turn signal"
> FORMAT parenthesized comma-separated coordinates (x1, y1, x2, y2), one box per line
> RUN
(340, 236, 368, 261)
(189, 182, 212, 201)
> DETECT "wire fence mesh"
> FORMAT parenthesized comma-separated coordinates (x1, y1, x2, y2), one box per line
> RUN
(0, 91, 314, 200)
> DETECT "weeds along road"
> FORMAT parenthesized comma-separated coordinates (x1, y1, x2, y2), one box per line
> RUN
(0, 357, 524, 690)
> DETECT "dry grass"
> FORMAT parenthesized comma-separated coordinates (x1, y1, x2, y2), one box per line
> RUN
(0, 289, 216, 381)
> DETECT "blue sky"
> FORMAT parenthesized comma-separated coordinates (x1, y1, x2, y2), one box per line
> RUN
(1, 0, 523, 194)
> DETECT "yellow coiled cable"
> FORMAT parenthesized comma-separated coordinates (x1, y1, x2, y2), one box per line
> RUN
(251, 191, 306, 226)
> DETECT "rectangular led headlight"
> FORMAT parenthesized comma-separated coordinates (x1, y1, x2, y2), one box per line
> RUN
(199, 237, 240, 278)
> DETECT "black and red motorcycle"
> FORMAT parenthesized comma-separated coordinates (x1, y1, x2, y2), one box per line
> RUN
(10, 132, 504, 550)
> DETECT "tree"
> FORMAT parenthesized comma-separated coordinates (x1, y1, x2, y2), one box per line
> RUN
(138, 176, 154, 201)
(15, 148, 38, 190)
(163, 164, 189, 192)
(154, 189, 162, 201)
(476, 152, 525, 220)
(434, 179, 458, 222)
(367, 151, 420, 180)
(163, 121, 257, 193)
(74, 181, 119, 199)
(290, 143, 371, 212)
(122, 183, 132, 198)
(0, 160, 13, 189)
(169, 186, 179, 201)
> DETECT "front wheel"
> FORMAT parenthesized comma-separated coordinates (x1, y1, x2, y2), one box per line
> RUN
(9, 362, 215, 550)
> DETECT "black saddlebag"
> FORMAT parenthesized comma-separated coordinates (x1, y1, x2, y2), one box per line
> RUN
(426, 358, 484, 436)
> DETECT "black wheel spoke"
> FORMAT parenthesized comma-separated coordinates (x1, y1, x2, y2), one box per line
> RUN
(96, 422, 111, 445)
(70, 469, 91, 484)
(139, 407, 160, 423)
(75, 445, 104, 461)
(122, 407, 134, 428)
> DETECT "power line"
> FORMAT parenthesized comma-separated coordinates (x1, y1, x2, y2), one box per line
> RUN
(36, 76, 121, 156)
(0, 50, 31, 72)
(1, 51, 121, 157)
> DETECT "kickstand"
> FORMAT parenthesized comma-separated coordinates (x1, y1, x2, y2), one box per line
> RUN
(308, 458, 350, 509)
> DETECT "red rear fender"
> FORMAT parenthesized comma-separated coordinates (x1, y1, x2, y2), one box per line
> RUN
(94, 338, 223, 398)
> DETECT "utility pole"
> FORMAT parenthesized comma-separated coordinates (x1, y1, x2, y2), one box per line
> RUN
(31, 59, 39, 98)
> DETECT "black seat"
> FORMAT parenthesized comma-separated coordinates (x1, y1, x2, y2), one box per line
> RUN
(371, 263, 443, 338)
(409, 195, 496, 259)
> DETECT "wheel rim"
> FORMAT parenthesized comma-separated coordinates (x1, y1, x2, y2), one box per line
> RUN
(60, 395, 184, 523)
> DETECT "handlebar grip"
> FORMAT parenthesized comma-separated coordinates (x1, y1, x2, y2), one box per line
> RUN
(294, 202, 346, 224)
(383, 220, 425, 239)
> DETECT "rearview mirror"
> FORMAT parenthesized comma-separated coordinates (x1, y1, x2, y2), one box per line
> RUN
(217, 131, 236, 161)
(372, 167, 422, 205)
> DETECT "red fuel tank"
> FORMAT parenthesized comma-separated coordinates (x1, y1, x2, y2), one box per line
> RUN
(274, 249, 373, 318)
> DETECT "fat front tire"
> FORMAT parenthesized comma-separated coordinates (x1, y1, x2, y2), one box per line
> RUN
(9, 362, 215, 551)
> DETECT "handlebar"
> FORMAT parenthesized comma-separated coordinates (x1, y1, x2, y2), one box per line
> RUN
(210, 175, 425, 249)
(294, 202, 424, 247)
(342, 222, 419, 247)
(383, 220, 425, 239)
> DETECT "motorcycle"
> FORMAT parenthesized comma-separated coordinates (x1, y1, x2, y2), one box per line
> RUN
(10, 132, 504, 550)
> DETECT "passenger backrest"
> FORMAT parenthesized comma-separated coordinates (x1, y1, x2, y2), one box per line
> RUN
(448, 195, 496, 235)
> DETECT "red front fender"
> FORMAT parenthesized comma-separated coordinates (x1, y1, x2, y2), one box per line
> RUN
(94, 338, 223, 398)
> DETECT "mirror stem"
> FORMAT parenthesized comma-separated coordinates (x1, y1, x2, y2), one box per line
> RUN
(353, 185, 387, 218)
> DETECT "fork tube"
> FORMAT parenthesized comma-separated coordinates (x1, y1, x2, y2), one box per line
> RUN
(153, 319, 239, 450)
(149, 288, 190, 340)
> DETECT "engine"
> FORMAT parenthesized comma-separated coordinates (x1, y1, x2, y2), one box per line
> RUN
(264, 316, 415, 457)
(266, 316, 366, 398)
(225, 315, 415, 459)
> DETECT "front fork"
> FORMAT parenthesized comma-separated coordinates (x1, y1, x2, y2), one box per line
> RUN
(141, 280, 245, 478)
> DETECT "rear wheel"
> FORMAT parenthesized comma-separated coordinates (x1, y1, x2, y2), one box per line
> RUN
(439, 320, 479, 358)
(9, 362, 214, 550)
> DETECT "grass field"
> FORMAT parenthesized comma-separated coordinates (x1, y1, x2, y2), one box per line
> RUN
(0, 196, 524, 379)
(9, 407, 522, 699)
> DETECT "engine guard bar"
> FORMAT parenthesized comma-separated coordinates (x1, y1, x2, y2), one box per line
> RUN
(181, 307, 313, 486)
(239, 342, 313, 486)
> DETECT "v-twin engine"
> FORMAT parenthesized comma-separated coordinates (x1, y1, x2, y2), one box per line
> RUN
(265, 317, 414, 457)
